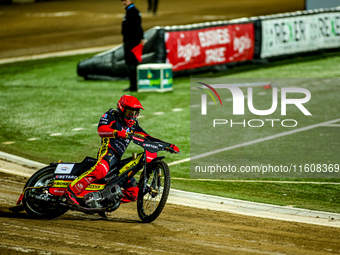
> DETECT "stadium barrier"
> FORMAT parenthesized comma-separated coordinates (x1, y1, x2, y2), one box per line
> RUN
(77, 7, 340, 80)
(259, 8, 340, 59)
(77, 27, 166, 80)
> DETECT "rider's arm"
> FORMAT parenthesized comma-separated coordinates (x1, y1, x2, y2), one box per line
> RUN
(98, 122, 129, 139)
(97, 112, 129, 139)
(98, 121, 116, 138)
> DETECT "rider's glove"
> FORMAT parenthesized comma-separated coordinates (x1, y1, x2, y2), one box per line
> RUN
(115, 130, 129, 139)
(170, 144, 180, 153)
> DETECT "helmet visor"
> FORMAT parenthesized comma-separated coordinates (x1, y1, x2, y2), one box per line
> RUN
(125, 109, 140, 119)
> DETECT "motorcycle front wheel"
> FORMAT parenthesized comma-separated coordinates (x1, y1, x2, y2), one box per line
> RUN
(22, 166, 69, 219)
(137, 160, 170, 223)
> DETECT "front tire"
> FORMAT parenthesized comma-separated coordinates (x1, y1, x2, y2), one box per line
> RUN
(22, 166, 68, 219)
(137, 160, 170, 223)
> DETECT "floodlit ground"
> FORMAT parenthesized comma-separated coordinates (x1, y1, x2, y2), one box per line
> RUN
(1, 167, 340, 255)
(1, 0, 340, 254)
(0, 0, 304, 59)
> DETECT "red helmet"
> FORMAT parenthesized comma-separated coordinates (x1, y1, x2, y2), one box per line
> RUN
(117, 95, 144, 127)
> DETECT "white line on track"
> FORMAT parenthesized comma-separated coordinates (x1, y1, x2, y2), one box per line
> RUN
(0, 45, 114, 65)
(153, 112, 165, 115)
(72, 128, 84, 131)
(169, 118, 340, 166)
(1, 153, 340, 228)
(27, 138, 39, 141)
(0, 142, 340, 227)
(1, 46, 339, 227)
(171, 177, 340, 185)
(25, 11, 78, 17)
(1, 108, 183, 145)
(0, 168, 32, 178)
(2, 141, 15, 145)
(322, 124, 340, 127)
(49, 133, 62, 137)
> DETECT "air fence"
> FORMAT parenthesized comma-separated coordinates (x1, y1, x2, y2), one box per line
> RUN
(77, 7, 340, 80)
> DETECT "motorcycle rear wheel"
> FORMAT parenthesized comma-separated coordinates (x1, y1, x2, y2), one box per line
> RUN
(137, 160, 170, 223)
(22, 166, 69, 219)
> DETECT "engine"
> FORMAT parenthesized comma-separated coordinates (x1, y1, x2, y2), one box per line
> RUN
(83, 184, 123, 208)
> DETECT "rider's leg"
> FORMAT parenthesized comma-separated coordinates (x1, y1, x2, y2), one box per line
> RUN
(71, 160, 109, 194)
(121, 177, 139, 203)
(64, 139, 118, 205)
(64, 159, 110, 205)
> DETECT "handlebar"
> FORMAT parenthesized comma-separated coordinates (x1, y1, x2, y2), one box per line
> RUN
(127, 132, 147, 140)
(128, 133, 182, 154)
(166, 146, 183, 155)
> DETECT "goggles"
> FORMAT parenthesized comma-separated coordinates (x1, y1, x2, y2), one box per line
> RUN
(125, 109, 140, 119)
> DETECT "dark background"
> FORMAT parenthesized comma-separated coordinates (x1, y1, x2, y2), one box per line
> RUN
(0, 0, 304, 59)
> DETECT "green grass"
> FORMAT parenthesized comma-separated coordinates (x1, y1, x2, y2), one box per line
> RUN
(0, 55, 190, 164)
(1, 51, 340, 212)
(172, 179, 340, 213)
(190, 79, 339, 179)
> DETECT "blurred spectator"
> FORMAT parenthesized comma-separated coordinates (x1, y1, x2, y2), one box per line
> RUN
(121, 0, 144, 92)
(147, 0, 159, 15)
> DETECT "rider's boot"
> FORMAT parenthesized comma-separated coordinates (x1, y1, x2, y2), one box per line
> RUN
(64, 187, 81, 206)
(64, 175, 94, 206)
(121, 186, 139, 204)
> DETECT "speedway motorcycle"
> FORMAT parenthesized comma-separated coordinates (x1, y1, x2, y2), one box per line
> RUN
(11, 134, 181, 223)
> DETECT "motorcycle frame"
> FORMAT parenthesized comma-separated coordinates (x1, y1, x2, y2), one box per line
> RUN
(15, 136, 168, 209)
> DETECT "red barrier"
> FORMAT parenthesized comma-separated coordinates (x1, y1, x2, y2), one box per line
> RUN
(165, 23, 255, 72)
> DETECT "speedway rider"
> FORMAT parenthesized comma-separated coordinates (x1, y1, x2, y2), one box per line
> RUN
(64, 95, 179, 206)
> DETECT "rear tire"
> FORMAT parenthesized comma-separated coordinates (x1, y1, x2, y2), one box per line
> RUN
(22, 166, 68, 219)
(137, 160, 170, 223)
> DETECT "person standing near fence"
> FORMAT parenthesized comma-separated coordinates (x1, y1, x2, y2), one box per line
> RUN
(121, 0, 144, 92)
(147, 0, 159, 15)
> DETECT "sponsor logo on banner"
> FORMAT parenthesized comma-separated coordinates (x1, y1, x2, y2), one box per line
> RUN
(261, 12, 340, 58)
(165, 24, 255, 71)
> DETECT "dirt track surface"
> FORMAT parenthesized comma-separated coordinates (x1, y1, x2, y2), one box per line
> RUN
(0, 0, 304, 59)
(1, 171, 340, 255)
(2, 1, 340, 254)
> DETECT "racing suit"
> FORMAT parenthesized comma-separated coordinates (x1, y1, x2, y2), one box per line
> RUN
(68, 108, 163, 203)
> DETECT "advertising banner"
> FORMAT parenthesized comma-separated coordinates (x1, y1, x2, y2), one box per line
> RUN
(165, 23, 255, 72)
(261, 12, 340, 58)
